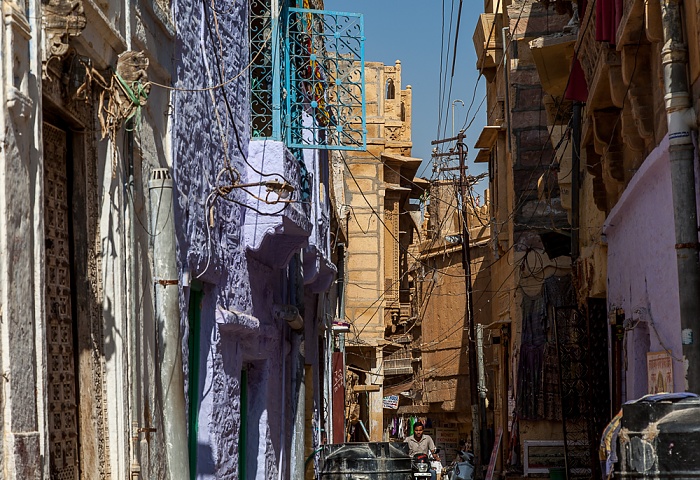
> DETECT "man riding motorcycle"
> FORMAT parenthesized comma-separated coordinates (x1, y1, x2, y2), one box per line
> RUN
(405, 422, 440, 480)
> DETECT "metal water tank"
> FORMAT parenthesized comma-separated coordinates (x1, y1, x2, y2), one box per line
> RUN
(616, 394, 700, 478)
(319, 442, 413, 480)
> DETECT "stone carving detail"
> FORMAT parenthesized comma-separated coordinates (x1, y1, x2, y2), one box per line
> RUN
(385, 125, 406, 142)
(42, 0, 87, 69)
(586, 144, 608, 212)
(84, 108, 111, 480)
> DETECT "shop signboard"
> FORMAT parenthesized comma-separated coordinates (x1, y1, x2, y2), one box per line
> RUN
(436, 427, 460, 465)
(383, 395, 399, 409)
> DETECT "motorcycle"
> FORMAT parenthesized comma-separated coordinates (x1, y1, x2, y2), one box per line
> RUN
(442, 450, 475, 480)
(411, 448, 440, 479)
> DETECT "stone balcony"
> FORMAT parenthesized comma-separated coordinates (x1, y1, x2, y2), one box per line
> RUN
(473, 13, 503, 81)
(575, 0, 664, 213)
(243, 140, 312, 268)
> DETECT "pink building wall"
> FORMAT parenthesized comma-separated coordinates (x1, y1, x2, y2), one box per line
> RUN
(604, 135, 686, 399)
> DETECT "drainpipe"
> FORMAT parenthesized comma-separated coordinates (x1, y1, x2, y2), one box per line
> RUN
(476, 324, 488, 468)
(125, 125, 142, 479)
(660, 0, 700, 392)
(337, 243, 346, 353)
(149, 169, 190, 478)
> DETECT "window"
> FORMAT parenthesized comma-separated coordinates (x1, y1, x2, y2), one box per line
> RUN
(250, 0, 275, 138)
(248, 1, 366, 150)
(386, 78, 395, 100)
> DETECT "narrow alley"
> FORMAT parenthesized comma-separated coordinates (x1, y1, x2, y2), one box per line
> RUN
(1, 1, 700, 479)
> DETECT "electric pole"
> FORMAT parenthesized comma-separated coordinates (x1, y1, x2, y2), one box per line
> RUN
(431, 130, 483, 479)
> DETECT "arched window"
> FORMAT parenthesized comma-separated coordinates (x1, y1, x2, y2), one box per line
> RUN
(386, 78, 395, 100)
(400, 102, 406, 121)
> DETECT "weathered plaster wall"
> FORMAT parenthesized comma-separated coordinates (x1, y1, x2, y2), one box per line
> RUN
(172, 1, 328, 478)
(604, 135, 685, 398)
(172, 0, 259, 477)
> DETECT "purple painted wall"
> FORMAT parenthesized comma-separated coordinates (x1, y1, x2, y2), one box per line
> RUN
(171, 1, 335, 478)
(604, 135, 685, 399)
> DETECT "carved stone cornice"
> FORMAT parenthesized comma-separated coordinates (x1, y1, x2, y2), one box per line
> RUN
(42, 0, 87, 72)
(4, 2, 31, 40)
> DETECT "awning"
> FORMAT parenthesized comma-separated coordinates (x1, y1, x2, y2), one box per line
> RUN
(474, 126, 500, 149)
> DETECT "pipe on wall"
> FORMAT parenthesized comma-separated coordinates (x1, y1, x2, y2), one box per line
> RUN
(660, 0, 700, 392)
(125, 124, 143, 480)
(149, 168, 190, 478)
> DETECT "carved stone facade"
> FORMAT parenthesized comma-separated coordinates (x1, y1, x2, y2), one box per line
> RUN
(336, 60, 424, 441)
(1, 0, 173, 477)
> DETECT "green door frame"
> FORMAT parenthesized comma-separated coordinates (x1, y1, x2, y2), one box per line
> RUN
(187, 284, 204, 480)
(240, 367, 248, 479)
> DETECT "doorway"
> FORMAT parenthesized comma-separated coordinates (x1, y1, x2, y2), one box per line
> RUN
(43, 122, 81, 480)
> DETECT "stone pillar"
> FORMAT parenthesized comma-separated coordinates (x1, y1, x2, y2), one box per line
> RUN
(1, 2, 42, 478)
(369, 347, 384, 441)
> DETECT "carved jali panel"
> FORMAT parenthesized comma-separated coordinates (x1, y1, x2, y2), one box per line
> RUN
(43, 122, 80, 480)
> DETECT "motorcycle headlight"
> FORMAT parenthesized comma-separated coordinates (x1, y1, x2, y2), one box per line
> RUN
(418, 463, 429, 473)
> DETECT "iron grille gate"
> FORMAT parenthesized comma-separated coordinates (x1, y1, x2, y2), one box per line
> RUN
(44, 123, 80, 480)
(286, 7, 365, 150)
(554, 306, 593, 478)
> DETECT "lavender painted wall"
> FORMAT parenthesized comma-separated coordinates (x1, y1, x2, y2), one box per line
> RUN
(604, 135, 685, 399)
(171, 0, 336, 477)
(170, 0, 294, 478)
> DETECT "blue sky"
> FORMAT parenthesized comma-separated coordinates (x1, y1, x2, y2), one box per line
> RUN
(324, 0, 488, 180)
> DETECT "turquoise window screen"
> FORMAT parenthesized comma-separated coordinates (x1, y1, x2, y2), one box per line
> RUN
(249, 1, 366, 150)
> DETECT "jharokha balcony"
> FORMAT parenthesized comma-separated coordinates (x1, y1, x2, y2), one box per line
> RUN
(574, 0, 665, 213)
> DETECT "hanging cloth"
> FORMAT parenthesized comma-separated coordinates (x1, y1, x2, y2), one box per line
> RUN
(596, 0, 623, 44)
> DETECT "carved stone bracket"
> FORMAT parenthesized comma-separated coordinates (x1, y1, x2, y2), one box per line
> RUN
(7, 87, 34, 120)
(585, 144, 608, 212)
(616, 0, 645, 46)
(42, 0, 87, 73)
(622, 45, 655, 142)
(607, 44, 655, 153)
(592, 109, 625, 182)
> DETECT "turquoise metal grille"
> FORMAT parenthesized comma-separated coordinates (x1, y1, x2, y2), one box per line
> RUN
(285, 8, 366, 150)
(250, 0, 275, 138)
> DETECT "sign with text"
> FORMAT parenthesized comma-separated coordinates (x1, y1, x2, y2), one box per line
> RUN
(383, 395, 399, 409)
(436, 427, 460, 465)
(647, 351, 673, 394)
